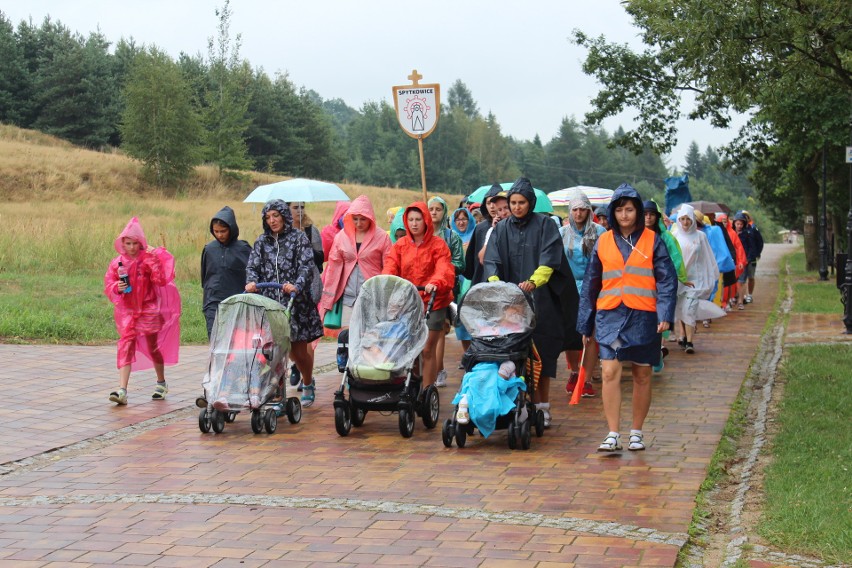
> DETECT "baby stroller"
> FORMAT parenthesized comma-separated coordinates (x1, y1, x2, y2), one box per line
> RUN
(333, 275, 440, 438)
(197, 285, 301, 434)
(442, 281, 545, 450)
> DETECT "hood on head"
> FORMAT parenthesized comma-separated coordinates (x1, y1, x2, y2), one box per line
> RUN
(450, 207, 475, 240)
(716, 213, 728, 223)
(569, 191, 593, 212)
(331, 201, 351, 229)
(733, 212, 748, 223)
(389, 208, 406, 243)
(402, 201, 434, 241)
(261, 199, 293, 235)
(210, 205, 239, 242)
(643, 200, 660, 216)
(507, 177, 536, 218)
(427, 196, 449, 230)
(342, 195, 376, 235)
(114, 217, 148, 255)
(607, 183, 645, 232)
(676, 204, 698, 234)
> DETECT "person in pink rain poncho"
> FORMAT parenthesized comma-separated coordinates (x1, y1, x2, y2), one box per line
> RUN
(104, 217, 181, 405)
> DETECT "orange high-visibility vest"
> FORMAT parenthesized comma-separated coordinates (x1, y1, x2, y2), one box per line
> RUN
(596, 228, 657, 312)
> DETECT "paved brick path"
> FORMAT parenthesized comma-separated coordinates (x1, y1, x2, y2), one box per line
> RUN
(0, 245, 797, 567)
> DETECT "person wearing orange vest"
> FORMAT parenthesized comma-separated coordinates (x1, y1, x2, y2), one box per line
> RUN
(577, 184, 677, 452)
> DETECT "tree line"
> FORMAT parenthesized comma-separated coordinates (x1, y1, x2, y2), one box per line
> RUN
(0, 4, 753, 206)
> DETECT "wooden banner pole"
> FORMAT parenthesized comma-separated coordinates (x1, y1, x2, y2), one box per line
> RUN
(417, 135, 428, 202)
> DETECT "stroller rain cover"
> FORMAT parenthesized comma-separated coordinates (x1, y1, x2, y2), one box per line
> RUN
(459, 282, 535, 361)
(348, 275, 428, 380)
(203, 293, 291, 407)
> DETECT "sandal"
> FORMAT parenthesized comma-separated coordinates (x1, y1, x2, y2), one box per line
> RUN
(152, 382, 168, 400)
(597, 433, 622, 452)
(109, 388, 128, 405)
(628, 433, 645, 451)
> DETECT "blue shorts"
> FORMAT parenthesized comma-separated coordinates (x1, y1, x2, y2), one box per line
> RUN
(598, 335, 661, 366)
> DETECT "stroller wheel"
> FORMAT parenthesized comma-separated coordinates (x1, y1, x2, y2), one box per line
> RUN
(224, 412, 237, 423)
(507, 422, 518, 450)
(264, 409, 277, 434)
(286, 398, 302, 424)
(250, 409, 263, 434)
(351, 403, 366, 427)
(441, 419, 454, 447)
(198, 408, 212, 433)
(534, 408, 545, 438)
(520, 420, 532, 450)
(454, 421, 467, 448)
(211, 410, 226, 434)
(421, 386, 440, 429)
(398, 408, 415, 438)
(334, 405, 352, 437)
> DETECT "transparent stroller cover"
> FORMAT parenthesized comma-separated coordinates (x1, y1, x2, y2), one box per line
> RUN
(202, 293, 291, 409)
(459, 282, 535, 338)
(348, 275, 428, 380)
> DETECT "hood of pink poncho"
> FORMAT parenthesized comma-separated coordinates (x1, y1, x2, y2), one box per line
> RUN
(114, 217, 149, 255)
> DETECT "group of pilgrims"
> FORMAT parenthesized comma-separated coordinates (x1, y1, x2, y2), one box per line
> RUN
(108, 176, 763, 452)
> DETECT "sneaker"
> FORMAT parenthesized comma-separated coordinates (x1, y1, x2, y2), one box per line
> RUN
(289, 364, 301, 387)
(152, 382, 168, 400)
(300, 383, 315, 407)
(744, 294, 753, 304)
(677, 338, 687, 350)
(435, 369, 448, 387)
(702, 319, 711, 328)
(581, 381, 596, 398)
(661, 346, 669, 359)
(542, 409, 552, 428)
(565, 372, 579, 394)
(684, 342, 695, 354)
(109, 388, 127, 405)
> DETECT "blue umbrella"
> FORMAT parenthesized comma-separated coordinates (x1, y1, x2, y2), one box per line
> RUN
(244, 178, 350, 203)
(467, 182, 553, 213)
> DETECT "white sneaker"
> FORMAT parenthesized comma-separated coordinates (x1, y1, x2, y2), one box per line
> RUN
(435, 370, 447, 387)
(456, 395, 469, 424)
(542, 409, 552, 428)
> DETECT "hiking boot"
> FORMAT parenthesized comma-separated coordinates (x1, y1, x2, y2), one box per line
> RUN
(581, 381, 596, 398)
(109, 388, 127, 405)
(435, 369, 448, 387)
(565, 372, 579, 394)
(300, 383, 316, 408)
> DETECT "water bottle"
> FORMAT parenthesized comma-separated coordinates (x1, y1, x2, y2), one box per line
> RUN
(117, 262, 132, 294)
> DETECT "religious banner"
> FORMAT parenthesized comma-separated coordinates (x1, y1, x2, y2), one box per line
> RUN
(392, 70, 441, 139)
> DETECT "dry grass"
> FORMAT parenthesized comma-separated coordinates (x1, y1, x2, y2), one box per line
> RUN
(0, 124, 459, 287)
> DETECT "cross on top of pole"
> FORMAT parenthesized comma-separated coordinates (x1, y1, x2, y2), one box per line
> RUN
(407, 69, 423, 86)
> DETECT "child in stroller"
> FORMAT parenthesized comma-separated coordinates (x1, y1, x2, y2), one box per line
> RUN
(443, 281, 546, 449)
(197, 291, 301, 434)
(333, 275, 441, 438)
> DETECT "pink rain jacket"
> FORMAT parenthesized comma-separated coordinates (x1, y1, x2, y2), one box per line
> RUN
(104, 217, 182, 370)
(320, 201, 351, 261)
(319, 195, 391, 320)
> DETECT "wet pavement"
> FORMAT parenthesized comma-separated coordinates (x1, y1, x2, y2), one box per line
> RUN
(0, 244, 808, 567)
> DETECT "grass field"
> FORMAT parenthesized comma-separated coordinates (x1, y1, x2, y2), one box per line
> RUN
(0, 126, 459, 344)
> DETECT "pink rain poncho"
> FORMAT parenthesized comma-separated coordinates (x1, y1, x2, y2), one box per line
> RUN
(104, 217, 182, 370)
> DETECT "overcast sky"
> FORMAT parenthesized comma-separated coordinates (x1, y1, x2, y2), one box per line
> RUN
(4, 0, 745, 170)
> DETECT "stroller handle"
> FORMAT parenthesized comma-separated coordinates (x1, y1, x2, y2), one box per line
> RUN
(415, 286, 438, 317)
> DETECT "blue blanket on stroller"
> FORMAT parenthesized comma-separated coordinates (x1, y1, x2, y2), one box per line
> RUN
(452, 362, 526, 438)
